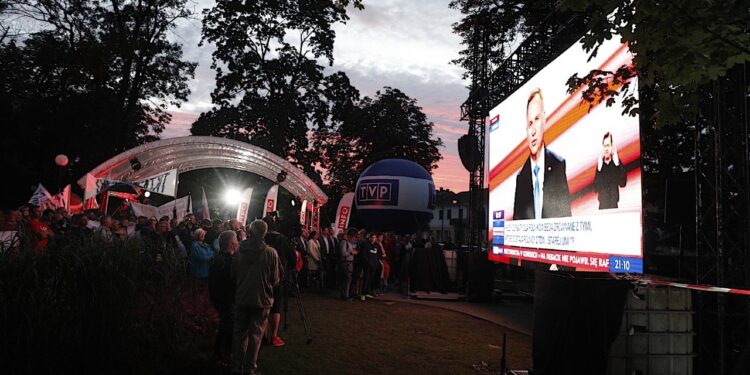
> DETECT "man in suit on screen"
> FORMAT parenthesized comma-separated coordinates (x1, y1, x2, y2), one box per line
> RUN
(513, 88, 572, 220)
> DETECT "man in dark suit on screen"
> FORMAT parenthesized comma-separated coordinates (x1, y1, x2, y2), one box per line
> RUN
(513, 88, 572, 220)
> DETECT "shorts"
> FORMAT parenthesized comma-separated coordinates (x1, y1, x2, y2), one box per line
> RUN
(271, 284, 284, 313)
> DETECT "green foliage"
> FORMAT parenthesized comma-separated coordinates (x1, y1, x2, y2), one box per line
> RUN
(0, 235, 188, 374)
(317, 87, 444, 202)
(193, 0, 364, 175)
(0, 0, 196, 206)
(562, 0, 750, 127)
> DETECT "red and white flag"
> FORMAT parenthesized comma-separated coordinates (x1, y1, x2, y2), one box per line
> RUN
(262, 184, 279, 218)
(333, 192, 355, 237)
(201, 187, 210, 220)
(236, 187, 254, 227)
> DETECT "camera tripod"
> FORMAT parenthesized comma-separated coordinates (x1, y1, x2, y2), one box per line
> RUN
(282, 271, 313, 344)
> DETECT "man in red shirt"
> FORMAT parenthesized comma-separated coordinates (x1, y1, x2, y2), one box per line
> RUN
(27, 206, 53, 254)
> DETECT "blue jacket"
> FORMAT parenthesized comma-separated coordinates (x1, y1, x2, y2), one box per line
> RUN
(189, 240, 215, 278)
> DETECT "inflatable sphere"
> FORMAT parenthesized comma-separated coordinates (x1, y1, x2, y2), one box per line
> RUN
(355, 159, 435, 234)
(54, 154, 69, 167)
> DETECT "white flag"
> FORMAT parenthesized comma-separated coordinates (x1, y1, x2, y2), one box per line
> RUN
(28, 183, 53, 208)
(262, 185, 279, 218)
(299, 199, 308, 226)
(83, 173, 99, 202)
(201, 187, 210, 220)
(236, 187, 254, 227)
(333, 192, 355, 237)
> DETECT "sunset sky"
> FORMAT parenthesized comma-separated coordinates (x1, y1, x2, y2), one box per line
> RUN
(164, 0, 470, 192)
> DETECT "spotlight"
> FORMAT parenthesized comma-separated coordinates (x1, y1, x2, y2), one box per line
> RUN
(277, 171, 287, 183)
(291, 199, 296, 207)
(144, 191, 151, 198)
(224, 189, 242, 205)
(130, 158, 142, 171)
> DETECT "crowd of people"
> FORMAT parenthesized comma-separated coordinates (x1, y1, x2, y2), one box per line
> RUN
(0, 204, 430, 375)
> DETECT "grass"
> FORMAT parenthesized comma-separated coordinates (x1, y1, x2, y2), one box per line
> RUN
(176, 290, 532, 375)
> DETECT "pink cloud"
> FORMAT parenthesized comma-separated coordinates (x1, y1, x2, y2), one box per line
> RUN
(432, 122, 465, 136)
(162, 111, 197, 139)
(433, 154, 468, 192)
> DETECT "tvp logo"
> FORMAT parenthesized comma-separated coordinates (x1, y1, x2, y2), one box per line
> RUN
(357, 179, 399, 206)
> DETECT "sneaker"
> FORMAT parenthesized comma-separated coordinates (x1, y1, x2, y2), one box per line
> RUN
(270, 336, 285, 347)
(360, 295, 366, 301)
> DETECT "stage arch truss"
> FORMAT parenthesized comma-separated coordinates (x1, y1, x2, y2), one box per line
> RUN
(77, 136, 327, 205)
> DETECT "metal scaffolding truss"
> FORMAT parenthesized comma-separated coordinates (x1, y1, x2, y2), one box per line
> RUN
(459, 10, 585, 248)
(694, 64, 750, 375)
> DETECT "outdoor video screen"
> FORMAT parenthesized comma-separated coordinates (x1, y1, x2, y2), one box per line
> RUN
(487, 37, 642, 273)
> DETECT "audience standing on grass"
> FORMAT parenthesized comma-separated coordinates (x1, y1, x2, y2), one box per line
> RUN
(0, 200, 434, 374)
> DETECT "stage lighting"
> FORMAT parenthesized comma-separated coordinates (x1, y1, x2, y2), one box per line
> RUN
(224, 189, 242, 205)
(144, 191, 151, 198)
(290, 198, 296, 207)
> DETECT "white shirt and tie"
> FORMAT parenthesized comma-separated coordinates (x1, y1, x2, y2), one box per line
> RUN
(530, 145, 545, 219)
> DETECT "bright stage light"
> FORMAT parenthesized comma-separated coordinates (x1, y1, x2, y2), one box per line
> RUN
(290, 199, 296, 207)
(224, 189, 242, 205)
(144, 191, 151, 198)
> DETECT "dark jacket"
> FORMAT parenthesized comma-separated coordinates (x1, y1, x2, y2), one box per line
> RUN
(231, 238, 282, 308)
(209, 251, 234, 306)
(513, 148, 572, 220)
(265, 231, 295, 275)
(593, 159, 627, 209)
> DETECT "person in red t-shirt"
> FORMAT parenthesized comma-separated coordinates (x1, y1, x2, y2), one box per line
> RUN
(27, 206, 53, 254)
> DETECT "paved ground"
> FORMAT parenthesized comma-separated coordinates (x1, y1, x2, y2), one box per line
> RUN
(378, 292, 535, 336)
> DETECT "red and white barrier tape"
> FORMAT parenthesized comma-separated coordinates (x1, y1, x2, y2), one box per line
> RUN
(634, 278, 750, 296)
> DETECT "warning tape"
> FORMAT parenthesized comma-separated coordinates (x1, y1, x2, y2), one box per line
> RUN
(633, 278, 750, 296)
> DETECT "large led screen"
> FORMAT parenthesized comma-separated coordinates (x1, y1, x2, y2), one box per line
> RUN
(487, 37, 642, 273)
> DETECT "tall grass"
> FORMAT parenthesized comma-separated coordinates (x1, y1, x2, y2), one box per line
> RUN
(0, 234, 189, 374)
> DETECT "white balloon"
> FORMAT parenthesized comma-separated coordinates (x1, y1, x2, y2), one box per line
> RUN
(55, 154, 69, 167)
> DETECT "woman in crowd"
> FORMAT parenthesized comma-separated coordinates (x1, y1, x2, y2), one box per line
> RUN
(306, 230, 321, 289)
(189, 228, 215, 279)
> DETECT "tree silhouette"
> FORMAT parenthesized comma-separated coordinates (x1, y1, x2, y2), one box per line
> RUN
(0, 0, 196, 206)
(317, 87, 444, 207)
(192, 0, 364, 178)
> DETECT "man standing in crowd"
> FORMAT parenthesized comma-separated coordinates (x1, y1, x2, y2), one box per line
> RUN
(231, 219, 282, 375)
(262, 216, 295, 347)
(318, 226, 338, 289)
(209, 230, 239, 364)
(339, 229, 358, 301)
(360, 232, 379, 301)
(179, 214, 197, 252)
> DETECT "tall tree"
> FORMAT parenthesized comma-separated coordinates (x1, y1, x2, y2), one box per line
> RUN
(317, 87, 444, 201)
(193, 0, 363, 177)
(0, 0, 196, 205)
(563, 0, 749, 127)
